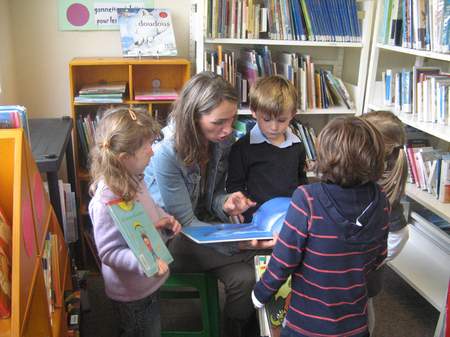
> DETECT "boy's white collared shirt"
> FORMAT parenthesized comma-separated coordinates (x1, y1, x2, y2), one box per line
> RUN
(249, 123, 301, 148)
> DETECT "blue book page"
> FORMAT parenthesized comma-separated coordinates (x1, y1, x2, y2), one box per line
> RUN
(181, 197, 291, 244)
(106, 198, 173, 277)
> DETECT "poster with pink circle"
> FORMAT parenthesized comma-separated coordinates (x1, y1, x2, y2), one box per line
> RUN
(57, 1, 153, 30)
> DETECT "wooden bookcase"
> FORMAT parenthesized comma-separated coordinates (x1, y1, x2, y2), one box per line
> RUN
(0, 129, 72, 336)
(68, 57, 191, 270)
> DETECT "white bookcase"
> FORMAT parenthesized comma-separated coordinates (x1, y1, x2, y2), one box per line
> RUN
(189, 0, 376, 118)
(364, 1, 450, 336)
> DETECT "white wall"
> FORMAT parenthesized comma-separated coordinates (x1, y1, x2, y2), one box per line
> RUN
(1, 0, 191, 118)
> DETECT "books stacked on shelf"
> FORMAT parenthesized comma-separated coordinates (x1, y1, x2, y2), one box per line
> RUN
(379, 0, 450, 52)
(134, 87, 179, 101)
(233, 116, 256, 139)
(0, 105, 30, 140)
(404, 134, 450, 202)
(207, 45, 355, 112)
(290, 118, 316, 171)
(254, 254, 292, 337)
(43, 181, 79, 245)
(381, 67, 450, 123)
(74, 81, 127, 103)
(205, 0, 361, 42)
(42, 232, 54, 316)
(416, 209, 450, 235)
(64, 289, 81, 336)
(76, 114, 98, 162)
(0, 205, 11, 319)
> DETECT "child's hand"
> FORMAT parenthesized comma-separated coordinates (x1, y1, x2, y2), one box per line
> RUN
(224, 192, 256, 216)
(155, 216, 181, 235)
(238, 231, 279, 250)
(153, 258, 169, 277)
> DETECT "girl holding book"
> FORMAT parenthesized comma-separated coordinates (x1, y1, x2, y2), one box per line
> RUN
(88, 107, 181, 336)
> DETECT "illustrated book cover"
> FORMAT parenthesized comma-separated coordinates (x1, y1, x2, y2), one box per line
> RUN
(106, 198, 174, 277)
(181, 197, 291, 244)
(118, 8, 177, 57)
(255, 255, 292, 337)
(134, 87, 179, 101)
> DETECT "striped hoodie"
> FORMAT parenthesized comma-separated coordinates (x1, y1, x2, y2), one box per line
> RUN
(253, 182, 390, 337)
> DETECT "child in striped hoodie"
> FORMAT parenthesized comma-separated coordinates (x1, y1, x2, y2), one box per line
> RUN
(252, 116, 390, 337)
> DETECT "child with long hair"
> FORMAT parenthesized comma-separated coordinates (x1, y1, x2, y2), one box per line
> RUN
(252, 116, 390, 337)
(88, 107, 181, 336)
(362, 110, 410, 334)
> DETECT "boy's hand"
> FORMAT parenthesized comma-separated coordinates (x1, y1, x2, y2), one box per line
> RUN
(238, 231, 279, 250)
(224, 192, 256, 216)
(153, 258, 169, 277)
(155, 216, 181, 235)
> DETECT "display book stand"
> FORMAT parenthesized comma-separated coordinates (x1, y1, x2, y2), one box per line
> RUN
(69, 57, 191, 271)
(0, 129, 72, 336)
(364, 1, 450, 336)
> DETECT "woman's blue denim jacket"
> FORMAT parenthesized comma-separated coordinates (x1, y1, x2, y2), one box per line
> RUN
(144, 124, 239, 255)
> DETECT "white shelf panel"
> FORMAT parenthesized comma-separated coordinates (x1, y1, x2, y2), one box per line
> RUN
(377, 43, 450, 62)
(388, 223, 450, 312)
(406, 184, 450, 223)
(205, 38, 364, 48)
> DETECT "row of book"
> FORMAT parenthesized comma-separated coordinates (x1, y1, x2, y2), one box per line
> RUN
(379, 0, 450, 53)
(232, 116, 317, 170)
(383, 66, 450, 125)
(405, 136, 450, 203)
(205, 0, 361, 42)
(207, 44, 355, 111)
(74, 81, 179, 103)
(0, 105, 30, 140)
(76, 114, 99, 164)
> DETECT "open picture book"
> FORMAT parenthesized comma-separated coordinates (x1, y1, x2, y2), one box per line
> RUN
(181, 197, 291, 243)
(106, 198, 173, 277)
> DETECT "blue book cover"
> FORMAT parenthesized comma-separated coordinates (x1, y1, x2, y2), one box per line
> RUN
(0, 105, 29, 141)
(117, 8, 177, 58)
(181, 198, 291, 244)
(106, 198, 174, 277)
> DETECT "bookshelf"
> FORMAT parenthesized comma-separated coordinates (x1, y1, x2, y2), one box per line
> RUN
(189, 0, 375, 117)
(0, 129, 72, 336)
(68, 57, 191, 270)
(364, 1, 450, 336)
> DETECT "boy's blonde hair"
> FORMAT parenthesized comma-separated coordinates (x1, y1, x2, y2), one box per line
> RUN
(362, 110, 408, 206)
(314, 116, 385, 188)
(249, 75, 297, 118)
(88, 107, 163, 202)
(169, 71, 238, 166)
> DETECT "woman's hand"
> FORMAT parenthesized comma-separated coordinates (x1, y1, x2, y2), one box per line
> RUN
(238, 231, 279, 250)
(153, 258, 169, 277)
(155, 216, 181, 235)
(223, 191, 256, 216)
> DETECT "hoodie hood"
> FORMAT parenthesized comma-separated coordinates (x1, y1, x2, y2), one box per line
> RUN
(311, 182, 389, 250)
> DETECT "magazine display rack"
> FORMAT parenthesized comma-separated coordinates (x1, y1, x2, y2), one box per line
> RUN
(69, 57, 190, 270)
(364, 1, 450, 336)
(0, 129, 72, 336)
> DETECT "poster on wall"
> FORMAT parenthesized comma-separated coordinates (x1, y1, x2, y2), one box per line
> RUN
(57, 0, 154, 30)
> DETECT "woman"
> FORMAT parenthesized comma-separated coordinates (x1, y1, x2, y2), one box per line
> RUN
(144, 71, 275, 336)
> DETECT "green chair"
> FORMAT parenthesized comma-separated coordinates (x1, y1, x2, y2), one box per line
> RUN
(161, 272, 221, 337)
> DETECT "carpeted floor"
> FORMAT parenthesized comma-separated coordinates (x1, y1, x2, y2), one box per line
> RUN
(80, 265, 439, 337)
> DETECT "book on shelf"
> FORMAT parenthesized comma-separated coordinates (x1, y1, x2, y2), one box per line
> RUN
(388, 0, 403, 46)
(134, 88, 179, 101)
(181, 197, 291, 244)
(0, 105, 30, 141)
(78, 81, 127, 95)
(106, 198, 174, 278)
(439, 154, 450, 203)
(419, 149, 444, 195)
(412, 66, 440, 116)
(74, 96, 124, 103)
(117, 8, 177, 57)
(0, 205, 11, 319)
(64, 289, 81, 335)
(405, 137, 431, 187)
(255, 254, 292, 337)
(51, 233, 62, 308)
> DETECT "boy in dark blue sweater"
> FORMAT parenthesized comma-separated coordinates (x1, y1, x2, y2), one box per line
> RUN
(252, 116, 390, 337)
(226, 75, 309, 223)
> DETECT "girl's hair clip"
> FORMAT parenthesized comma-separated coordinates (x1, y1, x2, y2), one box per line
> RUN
(129, 110, 137, 121)
(103, 141, 110, 148)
